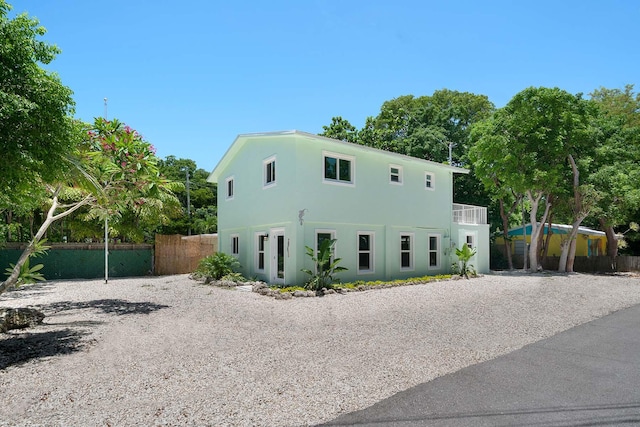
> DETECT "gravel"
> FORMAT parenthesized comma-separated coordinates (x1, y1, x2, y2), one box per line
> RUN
(1, 272, 639, 426)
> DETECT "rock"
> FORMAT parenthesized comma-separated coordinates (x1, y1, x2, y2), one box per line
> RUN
(293, 290, 306, 298)
(0, 308, 45, 333)
(306, 291, 316, 297)
(252, 282, 267, 292)
(324, 289, 336, 295)
(274, 292, 292, 300)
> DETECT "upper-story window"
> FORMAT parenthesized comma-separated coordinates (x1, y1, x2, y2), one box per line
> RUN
(389, 164, 403, 185)
(425, 172, 435, 191)
(226, 176, 234, 200)
(263, 156, 276, 188)
(323, 151, 354, 185)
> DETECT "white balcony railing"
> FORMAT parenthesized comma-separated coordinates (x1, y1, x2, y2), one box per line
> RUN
(453, 203, 487, 225)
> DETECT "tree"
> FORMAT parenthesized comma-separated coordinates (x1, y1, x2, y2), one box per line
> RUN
(471, 87, 598, 271)
(157, 156, 217, 235)
(319, 116, 359, 143)
(0, 118, 181, 295)
(588, 85, 640, 264)
(0, 1, 75, 204)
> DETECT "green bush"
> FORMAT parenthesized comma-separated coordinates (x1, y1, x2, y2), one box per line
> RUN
(194, 252, 240, 283)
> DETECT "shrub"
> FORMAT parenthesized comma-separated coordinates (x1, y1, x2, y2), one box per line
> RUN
(194, 252, 240, 283)
(301, 238, 347, 291)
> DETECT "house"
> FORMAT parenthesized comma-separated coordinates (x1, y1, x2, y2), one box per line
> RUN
(208, 131, 489, 285)
(496, 223, 607, 257)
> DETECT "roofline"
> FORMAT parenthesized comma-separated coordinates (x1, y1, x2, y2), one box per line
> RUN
(505, 223, 606, 236)
(208, 130, 469, 182)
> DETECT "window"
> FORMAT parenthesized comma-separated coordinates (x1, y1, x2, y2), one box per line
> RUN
(425, 172, 434, 190)
(255, 233, 266, 272)
(226, 176, 234, 199)
(357, 232, 374, 273)
(230, 234, 239, 256)
(428, 234, 441, 269)
(465, 233, 475, 250)
(315, 230, 336, 271)
(323, 152, 354, 185)
(389, 164, 403, 184)
(263, 156, 276, 187)
(400, 233, 414, 270)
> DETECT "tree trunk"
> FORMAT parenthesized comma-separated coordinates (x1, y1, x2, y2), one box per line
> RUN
(527, 191, 552, 271)
(0, 188, 94, 296)
(600, 218, 618, 270)
(567, 237, 577, 272)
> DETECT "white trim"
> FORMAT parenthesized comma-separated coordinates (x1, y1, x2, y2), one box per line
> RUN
(428, 233, 441, 269)
(400, 232, 414, 271)
(425, 172, 435, 191)
(315, 229, 336, 273)
(465, 233, 476, 250)
(263, 155, 277, 188)
(322, 150, 355, 186)
(270, 228, 285, 284)
(357, 231, 375, 274)
(254, 232, 267, 273)
(225, 176, 234, 200)
(389, 164, 403, 185)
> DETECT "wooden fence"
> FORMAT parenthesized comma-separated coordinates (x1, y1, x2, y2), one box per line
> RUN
(154, 234, 218, 275)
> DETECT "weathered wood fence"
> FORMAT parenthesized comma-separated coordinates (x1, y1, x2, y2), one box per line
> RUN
(154, 234, 218, 275)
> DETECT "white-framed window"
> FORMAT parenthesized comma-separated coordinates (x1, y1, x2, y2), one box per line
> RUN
(263, 156, 276, 188)
(400, 233, 414, 270)
(389, 164, 403, 185)
(323, 151, 355, 185)
(465, 233, 476, 250)
(425, 172, 435, 190)
(428, 234, 441, 269)
(230, 234, 239, 256)
(225, 176, 234, 200)
(315, 229, 336, 271)
(357, 232, 375, 274)
(255, 232, 266, 272)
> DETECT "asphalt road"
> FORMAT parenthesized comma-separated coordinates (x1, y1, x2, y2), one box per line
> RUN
(320, 303, 640, 426)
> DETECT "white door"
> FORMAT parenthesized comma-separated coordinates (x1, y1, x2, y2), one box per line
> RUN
(270, 228, 285, 284)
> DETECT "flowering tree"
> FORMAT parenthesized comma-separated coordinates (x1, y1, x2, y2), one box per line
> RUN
(0, 118, 181, 294)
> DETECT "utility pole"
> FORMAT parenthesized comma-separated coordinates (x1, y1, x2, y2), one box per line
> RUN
(104, 97, 109, 284)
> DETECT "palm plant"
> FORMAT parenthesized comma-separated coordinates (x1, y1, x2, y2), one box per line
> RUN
(301, 238, 347, 291)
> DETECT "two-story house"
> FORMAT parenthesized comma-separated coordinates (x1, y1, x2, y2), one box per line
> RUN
(208, 131, 489, 285)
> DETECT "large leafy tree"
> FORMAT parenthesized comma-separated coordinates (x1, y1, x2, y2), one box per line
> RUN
(0, 118, 181, 294)
(0, 0, 75, 202)
(471, 87, 599, 272)
(588, 85, 640, 262)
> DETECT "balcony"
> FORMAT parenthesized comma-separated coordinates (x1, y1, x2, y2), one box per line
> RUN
(453, 203, 487, 225)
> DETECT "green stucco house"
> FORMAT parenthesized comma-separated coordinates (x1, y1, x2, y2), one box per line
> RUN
(208, 131, 489, 285)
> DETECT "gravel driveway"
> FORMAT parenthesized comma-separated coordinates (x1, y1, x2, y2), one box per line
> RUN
(1, 272, 639, 426)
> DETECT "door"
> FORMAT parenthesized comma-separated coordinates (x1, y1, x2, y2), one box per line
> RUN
(270, 228, 285, 284)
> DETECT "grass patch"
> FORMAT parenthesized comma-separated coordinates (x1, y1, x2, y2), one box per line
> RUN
(340, 274, 452, 289)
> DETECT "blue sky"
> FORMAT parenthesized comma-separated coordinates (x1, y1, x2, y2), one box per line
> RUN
(11, 0, 639, 172)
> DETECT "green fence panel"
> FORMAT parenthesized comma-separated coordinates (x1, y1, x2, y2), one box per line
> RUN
(0, 245, 153, 280)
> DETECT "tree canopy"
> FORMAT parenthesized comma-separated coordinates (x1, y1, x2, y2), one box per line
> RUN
(0, 0, 75, 202)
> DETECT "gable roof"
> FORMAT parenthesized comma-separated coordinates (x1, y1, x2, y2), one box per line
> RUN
(208, 130, 469, 183)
